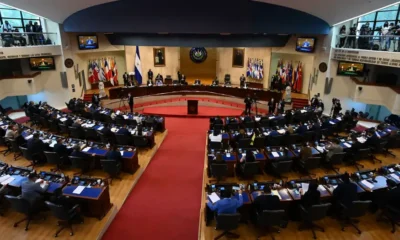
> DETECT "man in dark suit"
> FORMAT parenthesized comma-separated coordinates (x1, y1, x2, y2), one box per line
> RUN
(26, 21, 35, 45)
(72, 119, 82, 128)
(269, 127, 279, 137)
(70, 145, 91, 160)
(252, 186, 281, 223)
(240, 74, 246, 88)
(148, 69, 153, 81)
(123, 72, 129, 86)
(350, 135, 363, 154)
(301, 182, 321, 209)
(383, 179, 400, 208)
(268, 98, 276, 114)
(101, 123, 113, 139)
(27, 133, 46, 163)
(28, 101, 39, 115)
(311, 119, 321, 141)
(53, 138, 71, 163)
(117, 125, 130, 136)
(128, 93, 134, 113)
(106, 145, 122, 163)
(333, 173, 358, 208)
(213, 116, 223, 125)
(92, 94, 100, 107)
(296, 122, 307, 135)
(244, 95, 252, 115)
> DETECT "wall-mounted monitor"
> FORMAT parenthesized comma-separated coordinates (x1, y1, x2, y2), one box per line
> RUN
(77, 35, 99, 50)
(29, 57, 55, 71)
(296, 37, 316, 53)
(337, 61, 365, 76)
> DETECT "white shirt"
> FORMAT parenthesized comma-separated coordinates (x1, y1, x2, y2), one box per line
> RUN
(209, 133, 222, 142)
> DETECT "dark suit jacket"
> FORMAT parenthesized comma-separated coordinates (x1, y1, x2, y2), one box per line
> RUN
(213, 119, 223, 125)
(101, 127, 113, 138)
(128, 96, 134, 105)
(269, 130, 279, 137)
(117, 128, 130, 136)
(27, 138, 45, 154)
(106, 150, 122, 162)
(385, 187, 400, 207)
(70, 150, 89, 160)
(301, 189, 321, 209)
(53, 143, 69, 157)
(253, 194, 281, 214)
(296, 125, 307, 135)
(333, 182, 359, 208)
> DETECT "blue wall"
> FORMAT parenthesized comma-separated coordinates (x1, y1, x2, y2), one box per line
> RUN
(64, 0, 330, 35)
(0, 96, 28, 109)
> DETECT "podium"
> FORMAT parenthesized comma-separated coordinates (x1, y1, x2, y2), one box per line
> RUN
(187, 100, 198, 114)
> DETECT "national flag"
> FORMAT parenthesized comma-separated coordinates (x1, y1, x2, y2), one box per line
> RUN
(259, 60, 264, 79)
(93, 61, 100, 82)
(99, 59, 106, 81)
(246, 58, 251, 77)
(88, 61, 95, 83)
(104, 58, 112, 83)
(113, 58, 119, 85)
(135, 46, 143, 85)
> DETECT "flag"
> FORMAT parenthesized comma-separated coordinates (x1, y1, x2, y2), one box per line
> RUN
(135, 46, 143, 85)
(104, 58, 112, 83)
(246, 58, 251, 77)
(93, 61, 100, 82)
(113, 58, 119, 85)
(259, 60, 264, 79)
(99, 59, 106, 81)
(88, 61, 95, 83)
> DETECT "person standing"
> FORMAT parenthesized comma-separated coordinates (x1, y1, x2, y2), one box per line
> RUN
(348, 23, 357, 48)
(244, 94, 252, 115)
(25, 21, 35, 45)
(33, 22, 43, 45)
(128, 93, 134, 113)
(240, 74, 246, 88)
(268, 98, 275, 114)
(148, 69, 153, 81)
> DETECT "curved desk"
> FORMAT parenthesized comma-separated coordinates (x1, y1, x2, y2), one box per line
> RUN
(109, 85, 282, 102)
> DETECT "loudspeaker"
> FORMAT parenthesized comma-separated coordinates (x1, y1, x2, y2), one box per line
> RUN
(27, 79, 32, 84)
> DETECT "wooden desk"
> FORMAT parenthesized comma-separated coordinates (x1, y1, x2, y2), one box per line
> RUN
(121, 150, 139, 174)
(250, 189, 293, 202)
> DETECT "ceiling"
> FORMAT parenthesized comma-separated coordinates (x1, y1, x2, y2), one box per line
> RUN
(1, 0, 399, 25)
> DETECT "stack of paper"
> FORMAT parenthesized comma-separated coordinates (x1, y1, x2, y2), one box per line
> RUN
(35, 179, 48, 189)
(316, 146, 324, 152)
(0, 175, 14, 185)
(268, 116, 275, 119)
(97, 126, 104, 131)
(357, 137, 367, 143)
(226, 153, 231, 157)
(123, 115, 128, 119)
(271, 152, 280, 158)
(82, 147, 91, 152)
(252, 151, 258, 155)
(72, 186, 85, 195)
(390, 173, 400, 181)
(120, 151, 124, 156)
(25, 135, 33, 140)
(208, 192, 220, 203)
(277, 129, 286, 134)
(116, 110, 121, 115)
(337, 117, 342, 121)
(317, 185, 326, 192)
(343, 143, 352, 148)
(329, 121, 335, 125)
(60, 117, 67, 122)
(301, 183, 309, 195)
(271, 190, 282, 200)
(111, 128, 118, 132)
(361, 180, 374, 190)
(389, 168, 395, 173)
(263, 132, 269, 136)
(300, 110, 307, 113)
(255, 117, 261, 122)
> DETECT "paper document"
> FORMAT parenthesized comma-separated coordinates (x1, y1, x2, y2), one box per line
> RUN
(277, 129, 286, 134)
(343, 143, 352, 148)
(316, 146, 324, 152)
(271, 190, 282, 200)
(120, 151, 124, 156)
(0, 175, 11, 183)
(97, 126, 104, 131)
(329, 121, 335, 125)
(332, 185, 338, 189)
(389, 168, 395, 173)
(300, 110, 307, 113)
(0, 121, 3, 125)
(123, 115, 128, 119)
(88, 104, 92, 108)
(116, 110, 120, 115)
(57, 114, 61, 119)
(252, 151, 258, 155)
(1, 176, 15, 185)
(268, 116, 275, 119)
(390, 173, 400, 181)
(263, 132, 269, 136)
(111, 128, 118, 132)
(49, 141, 57, 148)
(357, 137, 366, 143)
(35, 179, 48, 189)
(82, 147, 91, 152)
(271, 152, 279, 158)
(361, 180, 374, 190)
(208, 192, 220, 203)
(72, 186, 85, 195)
(255, 117, 261, 122)
(226, 153, 231, 157)
(60, 118, 67, 122)
(337, 117, 342, 121)
(317, 185, 326, 192)
(25, 134, 33, 140)
(301, 183, 309, 194)
(42, 139, 50, 144)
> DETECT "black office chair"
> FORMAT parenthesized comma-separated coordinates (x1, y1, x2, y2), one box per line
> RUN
(69, 156, 90, 175)
(9, 139, 22, 160)
(30, 114, 41, 128)
(285, 134, 298, 145)
(45, 201, 82, 237)
(299, 203, 332, 239)
(39, 116, 49, 129)
(256, 210, 285, 240)
(115, 134, 133, 146)
(101, 159, 121, 184)
(244, 121, 255, 129)
(103, 115, 113, 124)
(299, 157, 321, 179)
(92, 111, 103, 122)
(19, 146, 40, 167)
(210, 163, 228, 183)
(325, 152, 346, 174)
(5, 195, 42, 231)
(209, 141, 223, 150)
(369, 141, 385, 164)
(44, 151, 63, 172)
(240, 162, 260, 178)
(271, 160, 293, 180)
(224, 74, 231, 84)
(213, 124, 224, 131)
(115, 118, 127, 126)
(69, 127, 84, 139)
(238, 138, 251, 149)
(59, 123, 70, 136)
(227, 122, 239, 131)
(84, 128, 99, 141)
(49, 120, 60, 133)
(268, 136, 284, 146)
(383, 136, 397, 158)
(2, 138, 12, 156)
(378, 204, 400, 233)
(339, 200, 371, 234)
(253, 137, 265, 149)
(260, 120, 270, 128)
(303, 131, 315, 142)
(215, 213, 241, 240)
(97, 131, 110, 144)
(133, 135, 150, 148)
(351, 148, 370, 171)
(0, 136, 10, 155)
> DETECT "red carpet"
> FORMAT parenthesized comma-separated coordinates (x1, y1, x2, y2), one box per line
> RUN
(102, 117, 208, 240)
(143, 106, 243, 118)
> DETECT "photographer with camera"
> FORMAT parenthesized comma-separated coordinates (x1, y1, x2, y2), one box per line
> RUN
(331, 98, 342, 117)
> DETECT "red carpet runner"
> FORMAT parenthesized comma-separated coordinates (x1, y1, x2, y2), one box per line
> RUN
(103, 117, 208, 240)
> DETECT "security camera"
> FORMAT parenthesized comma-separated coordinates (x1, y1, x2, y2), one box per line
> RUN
(27, 79, 32, 84)
(358, 87, 363, 91)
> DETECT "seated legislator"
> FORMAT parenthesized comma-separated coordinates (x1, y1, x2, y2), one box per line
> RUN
(284, 110, 293, 124)
(21, 173, 49, 207)
(253, 185, 281, 214)
(211, 77, 219, 86)
(106, 145, 122, 163)
(211, 152, 225, 164)
(325, 139, 343, 162)
(133, 112, 142, 125)
(235, 128, 246, 142)
(194, 79, 201, 86)
(209, 129, 222, 143)
(301, 182, 321, 209)
(236, 149, 256, 173)
(295, 122, 308, 135)
(333, 173, 358, 208)
(72, 119, 82, 128)
(117, 125, 131, 136)
(207, 189, 243, 214)
(101, 123, 114, 139)
(53, 138, 71, 162)
(92, 94, 100, 107)
(383, 179, 400, 208)
(5, 125, 17, 140)
(155, 78, 163, 86)
(70, 144, 90, 159)
(300, 142, 312, 161)
(269, 127, 280, 137)
(27, 133, 47, 163)
(212, 116, 223, 126)
(350, 134, 363, 153)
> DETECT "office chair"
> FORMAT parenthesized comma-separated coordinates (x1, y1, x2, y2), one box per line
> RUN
(350, 148, 370, 171)
(19, 146, 40, 167)
(210, 163, 228, 183)
(5, 195, 42, 231)
(303, 131, 315, 142)
(58, 123, 70, 136)
(260, 119, 270, 128)
(97, 131, 109, 144)
(256, 210, 285, 240)
(383, 136, 397, 158)
(2, 139, 12, 156)
(240, 162, 260, 178)
(299, 203, 332, 239)
(339, 200, 371, 234)
(0, 136, 9, 155)
(92, 111, 103, 122)
(271, 160, 293, 180)
(115, 134, 133, 146)
(69, 127, 84, 139)
(133, 135, 149, 148)
(224, 74, 231, 84)
(69, 156, 90, 175)
(45, 201, 83, 237)
(44, 151, 63, 172)
(101, 159, 121, 184)
(115, 118, 127, 126)
(244, 121, 255, 129)
(39, 116, 49, 129)
(213, 124, 224, 131)
(238, 138, 251, 149)
(49, 119, 60, 133)
(325, 152, 346, 174)
(227, 122, 239, 131)
(378, 204, 400, 233)
(84, 128, 99, 141)
(368, 141, 385, 164)
(268, 135, 284, 146)
(253, 137, 265, 149)
(215, 213, 241, 240)
(299, 157, 321, 179)
(285, 134, 298, 145)
(30, 114, 41, 128)
(103, 115, 113, 124)
(209, 141, 223, 150)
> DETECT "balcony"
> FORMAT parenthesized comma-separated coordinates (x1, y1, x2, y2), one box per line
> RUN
(0, 32, 62, 59)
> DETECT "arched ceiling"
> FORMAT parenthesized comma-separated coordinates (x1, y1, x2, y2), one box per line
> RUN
(1, 0, 398, 26)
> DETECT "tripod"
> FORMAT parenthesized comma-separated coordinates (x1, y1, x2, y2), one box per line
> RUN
(253, 94, 259, 116)
(119, 97, 127, 110)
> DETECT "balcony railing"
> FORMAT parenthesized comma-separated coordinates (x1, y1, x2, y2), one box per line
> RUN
(336, 34, 400, 52)
(0, 32, 59, 47)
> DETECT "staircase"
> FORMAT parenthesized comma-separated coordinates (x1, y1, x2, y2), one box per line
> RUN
(292, 98, 309, 109)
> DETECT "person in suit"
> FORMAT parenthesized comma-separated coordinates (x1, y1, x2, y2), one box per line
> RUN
(366, 130, 380, 148)
(148, 69, 153, 81)
(350, 134, 363, 153)
(92, 94, 100, 107)
(213, 116, 223, 126)
(53, 138, 71, 163)
(237, 150, 256, 174)
(269, 127, 279, 137)
(25, 20, 35, 45)
(5, 125, 17, 140)
(207, 189, 243, 214)
(268, 98, 276, 114)
(126, 80, 135, 87)
(70, 144, 89, 159)
(123, 72, 129, 86)
(234, 128, 246, 143)
(28, 101, 39, 115)
(21, 173, 49, 207)
(284, 110, 293, 125)
(311, 119, 322, 141)
(27, 133, 47, 163)
(128, 93, 134, 113)
(106, 144, 122, 163)
(382, 179, 400, 208)
(333, 173, 358, 208)
(117, 125, 130, 136)
(244, 94, 252, 115)
(15, 128, 27, 147)
(301, 182, 321, 209)
(177, 71, 182, 82)
(296, 122, 307, 135)
(278, 99, 285, 114)
(101, 123, 113, 139)
(240, 74, 246, 88)
(325, 138, 344, 162)
(72, 119, 82, 128)
(300, 142, 312, 161)
(253, 186, 281, 214)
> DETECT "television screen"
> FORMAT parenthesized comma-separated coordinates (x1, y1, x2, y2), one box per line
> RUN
(296, 38, 316, 53)
(337, 62, 365, 76)
(29, 57, 55, 71)
(78, 35, 98, 50)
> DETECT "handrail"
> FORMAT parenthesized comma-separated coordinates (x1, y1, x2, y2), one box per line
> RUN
(0, 72, 41, 80)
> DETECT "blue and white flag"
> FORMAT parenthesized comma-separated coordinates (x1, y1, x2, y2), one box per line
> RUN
(135, 46, 143, 85)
